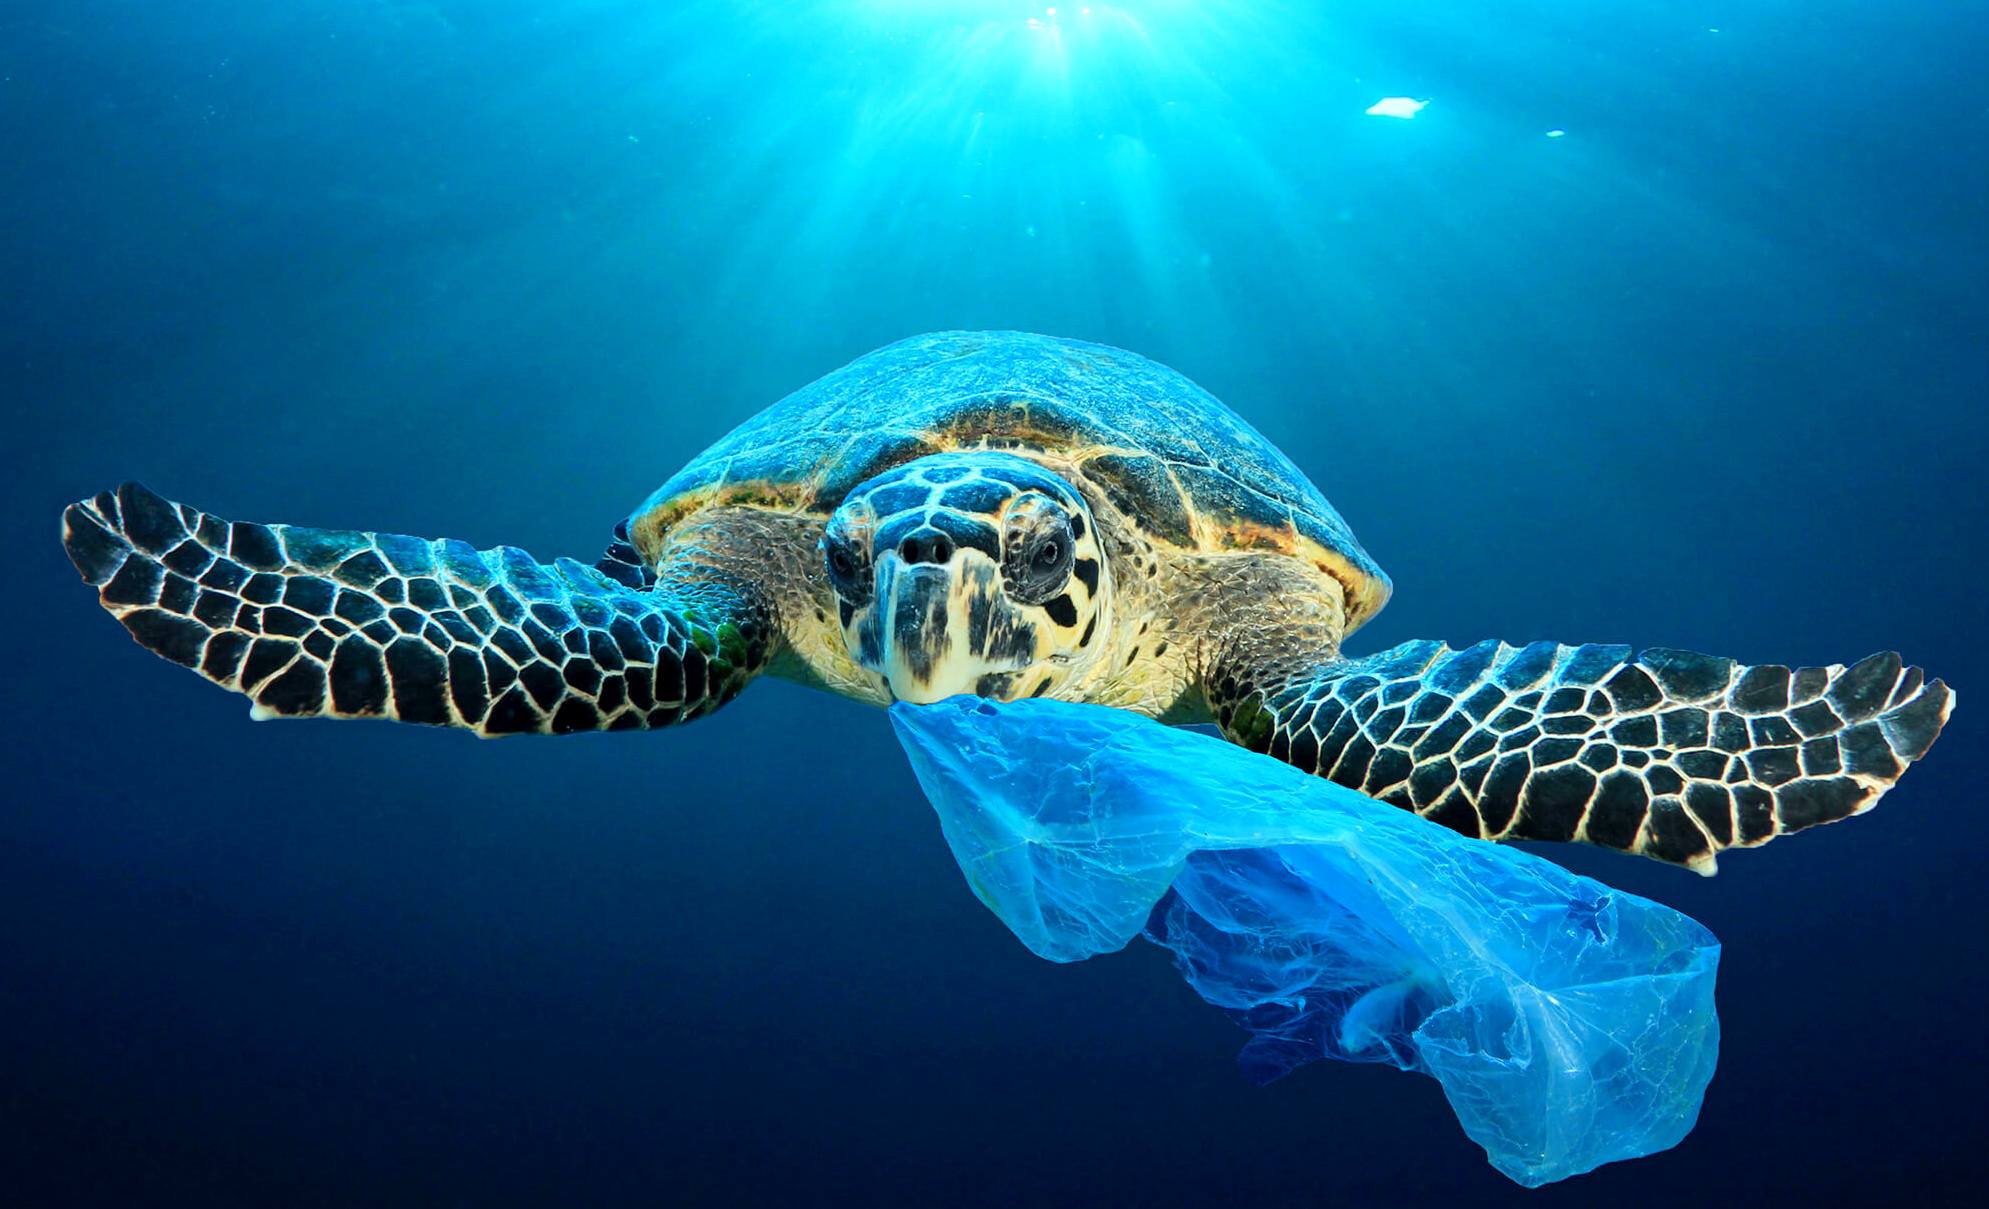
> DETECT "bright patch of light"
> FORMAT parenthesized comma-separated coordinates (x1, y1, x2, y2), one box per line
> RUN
(644, 1, 1401, 340)
(1545, 128, 1566, 139)
(1365, 97, 1428, 119)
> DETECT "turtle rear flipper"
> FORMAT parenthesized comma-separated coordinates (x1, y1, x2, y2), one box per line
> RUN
(1215, 639, 1953, 873)
(63, 483, 772, 736)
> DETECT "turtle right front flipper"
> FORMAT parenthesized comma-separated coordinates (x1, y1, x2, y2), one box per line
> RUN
(1212, 639, 1953, 873)
(63, 483, 773, 736)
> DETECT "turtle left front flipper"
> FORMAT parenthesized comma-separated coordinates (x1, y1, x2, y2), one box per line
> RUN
(1211, 639, 1953, 873)
(63, 483, 774, 735)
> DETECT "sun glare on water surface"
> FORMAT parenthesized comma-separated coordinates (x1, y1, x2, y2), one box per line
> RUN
(585, 2, 1753, 406)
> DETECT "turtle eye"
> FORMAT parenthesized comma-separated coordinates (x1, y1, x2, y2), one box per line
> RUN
(1003, 517, 1075, 606)
(822, 536, 871, 604)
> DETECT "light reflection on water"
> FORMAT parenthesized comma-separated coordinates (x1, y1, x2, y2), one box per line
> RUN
(621, 1, 1760, 422)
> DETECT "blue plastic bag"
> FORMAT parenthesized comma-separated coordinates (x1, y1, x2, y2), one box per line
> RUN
(890, 696, 1720, 1187)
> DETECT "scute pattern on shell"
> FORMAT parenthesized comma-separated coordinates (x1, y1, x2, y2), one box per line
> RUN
(628, 331, 1391, 625)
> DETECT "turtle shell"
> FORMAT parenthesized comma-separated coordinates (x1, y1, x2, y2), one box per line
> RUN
(629, 331, 1391, 629)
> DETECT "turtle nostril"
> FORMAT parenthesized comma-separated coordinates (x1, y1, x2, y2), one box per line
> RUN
(899, 530, 954, 565)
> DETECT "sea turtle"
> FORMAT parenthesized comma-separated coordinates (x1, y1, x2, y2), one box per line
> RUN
(62, 331, 1952, 873)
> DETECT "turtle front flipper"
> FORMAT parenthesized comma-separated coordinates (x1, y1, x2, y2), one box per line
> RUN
(63, 483, 773, 735)
(1212, 639, 1953, 873)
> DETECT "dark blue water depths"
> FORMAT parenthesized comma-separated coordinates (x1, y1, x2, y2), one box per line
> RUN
(2, 1, 1984, 1205)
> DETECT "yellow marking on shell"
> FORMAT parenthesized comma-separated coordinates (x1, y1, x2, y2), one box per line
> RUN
(636, 439, 1390, 634)
(629, 479, 819, 560)
(1055, 441, 1390, 632)
(1195, 516, 1390, 634)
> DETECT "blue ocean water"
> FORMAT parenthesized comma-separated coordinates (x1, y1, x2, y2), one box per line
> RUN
(2, 1, 1983, 1204)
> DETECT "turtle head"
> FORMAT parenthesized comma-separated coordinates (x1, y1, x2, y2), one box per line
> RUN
(822, 452, 1109, 705)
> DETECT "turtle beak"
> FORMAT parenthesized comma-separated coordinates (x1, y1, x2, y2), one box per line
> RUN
(878, 560, 953, 704)
(873, 553, 1033, 704)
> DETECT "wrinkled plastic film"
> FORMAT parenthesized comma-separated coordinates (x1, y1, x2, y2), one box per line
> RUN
(890, 697, 1719, 1188)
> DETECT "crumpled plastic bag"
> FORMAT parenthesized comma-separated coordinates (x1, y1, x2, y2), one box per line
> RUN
(890, 696, 1720, 1187)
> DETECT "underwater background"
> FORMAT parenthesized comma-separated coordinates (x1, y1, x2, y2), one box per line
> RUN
(3, 1, 1985, 1204)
